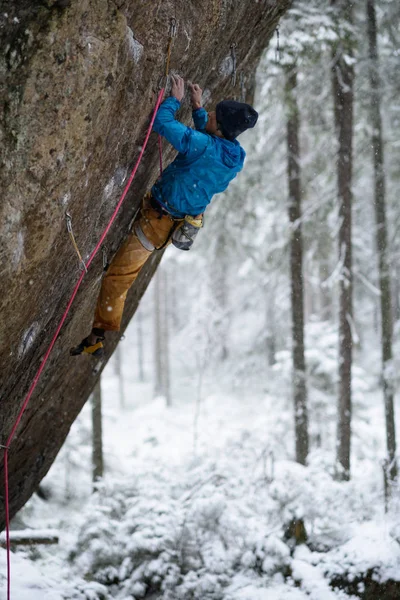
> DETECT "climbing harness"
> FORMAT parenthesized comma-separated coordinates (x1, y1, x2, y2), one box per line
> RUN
(65, 212, 87, 272)
(2, 20, 174, 596)
(134, 193, 183, 252)
(134, 219, 157, 252)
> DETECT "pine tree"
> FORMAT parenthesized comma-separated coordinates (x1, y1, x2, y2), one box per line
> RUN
(154, 268, 171, 406)
(366, 0, 397, 483)
(285, 64, 309, 465)
(331, 0, 355, 480)
(137, 308, 145, 382)
(114, 343, 125, 409)
(91, 379, 104, 488)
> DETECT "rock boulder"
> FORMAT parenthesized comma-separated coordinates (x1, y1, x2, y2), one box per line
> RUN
(0, 0, 290, 527)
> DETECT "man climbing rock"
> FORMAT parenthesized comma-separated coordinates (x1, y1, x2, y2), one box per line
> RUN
(71, 75, 258, 357)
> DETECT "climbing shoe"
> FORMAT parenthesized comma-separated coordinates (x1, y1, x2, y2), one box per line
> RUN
(70, 333, 105, 357)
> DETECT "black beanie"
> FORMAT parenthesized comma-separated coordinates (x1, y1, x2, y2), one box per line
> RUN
(216, 100, 258, 141)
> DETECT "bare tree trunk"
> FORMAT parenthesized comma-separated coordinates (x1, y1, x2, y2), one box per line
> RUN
(211, 231, 229, 361)
(367, 0, 397, 482)
(266, 288, 276, 367)
(304, 266, 313, 324)
(319, 256, 332, 321)
(161, 270, 171, 407)
(114, 343, 125, 409)
(393, 265, 400, 323)
(331, 0, 354, 481)
(154, 270, 163, 398)
(91, 379, 104, 488)
(285, 65, 309, 466)
(137, 308, 145, 382)
(154, 269, 171, 405)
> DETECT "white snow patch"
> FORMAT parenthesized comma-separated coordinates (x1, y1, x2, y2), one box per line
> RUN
(0, 549, 64, 600)
(219, 54, 234, 77)
(183, 28, 192, 52)
(60, 192, 70, 207)
(322, 521, 400, 582)
(292, 559, 339, 599)
(114, 166, 128, 186)
(238, 257, 254, 277)
(103, 176, 114, 199)
(126, 27, 143, 63)
(226, 575, 307, 599)
(202, 88, 212, 105)
(18, 322, 39, 358)
(13, 230, 25, 268)
(0, 529, 59, 543)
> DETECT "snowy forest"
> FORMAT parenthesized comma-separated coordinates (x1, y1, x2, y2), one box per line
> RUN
(2, 0, 400, 598)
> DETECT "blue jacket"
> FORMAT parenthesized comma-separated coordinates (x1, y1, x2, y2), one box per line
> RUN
(151, 97, 246, 217)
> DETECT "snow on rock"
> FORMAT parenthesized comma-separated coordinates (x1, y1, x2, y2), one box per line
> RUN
(18, 321, 40, 358)
(202, 88, 212, 106)
(219, 54, 234, 77)
(126, 27, 143, 64)
(322, 521, 400, 582)
(0, 529, 59, 543)
(103, 177, 114, 200)
(291, 558, 339, 600)
(114, 166, 128, 186)
(232, 586, 306, 599)
(60, 192, 71, 207)
(13, 230, 25, 269)
(225, 574, 308, 599)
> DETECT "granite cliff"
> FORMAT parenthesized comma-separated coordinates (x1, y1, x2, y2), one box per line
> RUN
(0, 0, 290, 526)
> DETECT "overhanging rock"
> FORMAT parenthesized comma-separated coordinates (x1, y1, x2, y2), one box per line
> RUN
(0, 0, 291, 527)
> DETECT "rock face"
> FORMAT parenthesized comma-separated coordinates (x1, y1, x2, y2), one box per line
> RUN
(0, 0, 290, 527)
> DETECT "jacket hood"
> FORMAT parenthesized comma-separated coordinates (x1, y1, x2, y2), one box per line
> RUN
(218, 137, 246, 168)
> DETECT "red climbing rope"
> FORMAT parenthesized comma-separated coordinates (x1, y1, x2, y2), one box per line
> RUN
(3, 86, 165, 600)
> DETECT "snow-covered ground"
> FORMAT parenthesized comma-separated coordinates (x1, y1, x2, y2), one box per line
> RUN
(1, 300, 400, 599)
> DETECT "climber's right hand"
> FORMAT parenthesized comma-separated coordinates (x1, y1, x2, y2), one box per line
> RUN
(170, 74, 185, 102)
(188, 82, 202, 110)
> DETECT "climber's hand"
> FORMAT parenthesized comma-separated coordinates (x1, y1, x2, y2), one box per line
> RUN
(188, 82, 202, 110)
(170, 74, 185, 102)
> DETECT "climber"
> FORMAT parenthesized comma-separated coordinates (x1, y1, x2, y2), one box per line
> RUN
(70, 74, 258, 357)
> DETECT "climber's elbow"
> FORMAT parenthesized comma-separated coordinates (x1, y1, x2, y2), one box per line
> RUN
(153, 97, 181, 132)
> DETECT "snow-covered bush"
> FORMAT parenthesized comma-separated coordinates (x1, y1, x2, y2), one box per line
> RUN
(67, 434, 386, 600)
(305, 320, 338, 394)
(69, 458, 295, 599)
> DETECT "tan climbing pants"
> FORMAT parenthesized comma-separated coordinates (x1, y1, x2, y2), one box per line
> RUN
(93, 194, 177, 332)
